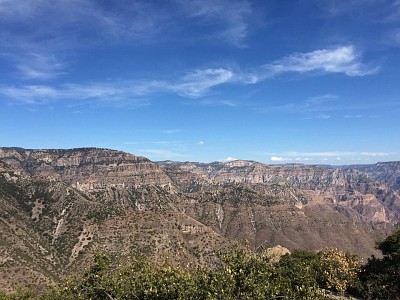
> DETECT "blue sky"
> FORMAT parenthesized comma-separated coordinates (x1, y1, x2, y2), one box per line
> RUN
(1, 0, 399, 164)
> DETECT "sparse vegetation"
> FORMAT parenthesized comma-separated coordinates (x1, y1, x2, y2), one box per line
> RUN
(2, 230, 400, 299)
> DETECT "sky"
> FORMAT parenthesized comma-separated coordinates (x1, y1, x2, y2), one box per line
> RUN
(0, 0, 400, 165)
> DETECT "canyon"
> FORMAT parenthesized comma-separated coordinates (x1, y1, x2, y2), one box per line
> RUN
(0, 147, 399, 292)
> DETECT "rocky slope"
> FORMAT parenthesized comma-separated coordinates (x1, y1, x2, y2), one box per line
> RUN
(352, 161, 400, 192)
(1, 147, 400, 292)
(160, 160, 400, 224)
(0, 147, 171, 189)
(160, 160, 399, 256)
(0, 154, 229, 292)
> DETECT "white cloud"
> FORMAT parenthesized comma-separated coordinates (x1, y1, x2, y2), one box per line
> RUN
(270, 156, 289, 162)
(135, 149, 190, 159)
(0, 45, 378, 104)
(16, 52, 65, 80)
(124, 141, 183, 145)
(189, 99, 239, 107)
(344, 114, 362, 118)
(284, 151, 355, 157)
(0, 1, 168, 80)
(360, 152, 390, 156)
(198, 141, 205, 145)
(268, 151, 393, 163)
(0, 0, 253, 81)
(161, 129, 183, 134)
(265, 46, 379, 77)
(170, 68, 234, 97)
(0, 68, 235, 103)
(218, 156, 238, 162)
(0, 84, 129, 104)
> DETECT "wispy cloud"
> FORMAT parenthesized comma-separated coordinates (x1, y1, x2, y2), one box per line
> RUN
(0, 0, 254, 81)
(344, 114, 362, 118)
(0, 45, 379, 104)
(257, 93, 397, 115)
(360, 152, 391, 157)
(177, 0, 252, 46)
(281, 151, 393, 157)
(161, 129, 183, 134)
(268, 150, 395, 164)
(0, 83, 142, 105)
(0, 68, 234, 103)
(384, 28, 400, 47)
(318, 114, 331, 119)
(135, 149, 190, 159)
(317, 0, 376, 17)
(169, 68, 234, 97)
(264, 46, 379, 77)
(185, 98, 239, 107)
(15, 52, 65, 80)
(124, 141, 183, 145)
(384, 0, 400, 22)
(270, 156, 289, 162)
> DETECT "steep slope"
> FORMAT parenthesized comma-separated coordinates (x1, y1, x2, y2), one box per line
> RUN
(160, 160, 400, 224)
(1, 148, 400, 292)
(0, 147, 171, 189)
(0, 158, 230, 293)
(160, 160, 400, 257)
(352, 161, 400, 192)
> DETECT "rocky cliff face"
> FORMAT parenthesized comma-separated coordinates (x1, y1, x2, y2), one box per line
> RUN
(0, 147, 172, 190)
(1, 147, 400, 292)
(0, 157, 229, 292)
(352, 161, 400, 192)
(160, 160, 400, 224)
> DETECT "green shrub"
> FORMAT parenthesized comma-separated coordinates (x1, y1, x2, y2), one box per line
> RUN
(358, 229, 400, 299)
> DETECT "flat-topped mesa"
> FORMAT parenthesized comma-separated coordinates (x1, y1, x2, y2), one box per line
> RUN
(161, 160, 373, 189)
(160, 160, 400, 224)
(0, 147, 171, 190)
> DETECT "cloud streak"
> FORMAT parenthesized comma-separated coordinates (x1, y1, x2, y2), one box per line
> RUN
(0, 0, 254, 80)
(269, 151, 395, 164)
(178, 0, 252, 46)
(0, 45, 378, 104)
(257, 46, 379, 80)
(135, 149, 190, 159)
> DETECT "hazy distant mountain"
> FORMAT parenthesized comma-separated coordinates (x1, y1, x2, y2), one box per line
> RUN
(0, 147, 399, 292)
(350, 161, 400, 192)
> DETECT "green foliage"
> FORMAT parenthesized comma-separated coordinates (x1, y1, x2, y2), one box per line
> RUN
(378, 228, 400, 257)
(0, 245, 366, 300)
(358, 229, 400, 300)
(318, 248, 360, 295)
(277, 250, 322, 298)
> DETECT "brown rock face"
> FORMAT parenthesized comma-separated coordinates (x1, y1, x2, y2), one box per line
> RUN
(160, 160, 400, 224)
(1, 147, 400, 292)
(0, 147, 171, 190)
(353, 161, 400, 192)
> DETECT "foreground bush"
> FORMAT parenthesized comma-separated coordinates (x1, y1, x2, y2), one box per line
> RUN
(359, 228, 400, 300)
(5, 230, 400, 299)
(2, 245, 365, 300)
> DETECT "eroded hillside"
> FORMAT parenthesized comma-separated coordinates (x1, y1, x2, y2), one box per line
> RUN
(1, 147, 399, 292)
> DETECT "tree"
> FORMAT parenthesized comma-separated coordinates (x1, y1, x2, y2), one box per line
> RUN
(359, 229, 400, 300)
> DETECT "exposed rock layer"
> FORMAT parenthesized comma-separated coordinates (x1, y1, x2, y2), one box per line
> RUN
(1, 148, 400, 292)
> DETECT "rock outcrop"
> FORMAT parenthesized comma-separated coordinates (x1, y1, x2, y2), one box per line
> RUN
(1, 147, 400, 292)
(0, 147, 172, 190)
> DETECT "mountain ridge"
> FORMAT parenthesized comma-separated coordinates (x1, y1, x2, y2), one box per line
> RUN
(0, 147, 399, 292)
